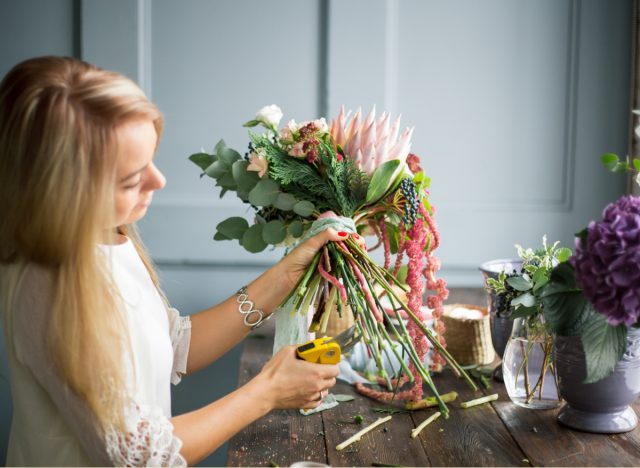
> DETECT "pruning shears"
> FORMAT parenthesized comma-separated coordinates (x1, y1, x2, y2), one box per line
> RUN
(296, 325, 360, 364)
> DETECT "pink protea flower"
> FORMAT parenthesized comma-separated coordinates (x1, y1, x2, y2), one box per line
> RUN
(329, 106, 414, 175)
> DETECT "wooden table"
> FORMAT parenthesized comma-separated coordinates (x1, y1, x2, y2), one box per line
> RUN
(227, 327, 640, 467)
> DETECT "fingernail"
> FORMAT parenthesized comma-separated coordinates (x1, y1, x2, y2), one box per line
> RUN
(354, 233, 360, 239)
(338, 231, 348, 237)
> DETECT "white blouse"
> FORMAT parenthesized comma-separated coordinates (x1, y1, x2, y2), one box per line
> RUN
(4, 239, 191, 466)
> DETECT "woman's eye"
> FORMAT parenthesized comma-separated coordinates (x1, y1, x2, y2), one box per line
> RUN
(123, 179, 142, 190)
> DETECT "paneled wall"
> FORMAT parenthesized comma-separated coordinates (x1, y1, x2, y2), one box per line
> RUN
(0, 0, 633, 466)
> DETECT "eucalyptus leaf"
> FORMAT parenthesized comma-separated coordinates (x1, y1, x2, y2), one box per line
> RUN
(216, 217, 249, 240)
(217, 172, 237, 189)
(242, 224, 267, 253)
(262, 220, 286, 244)
(581, 315, 627, 384)
(273, 192, 297, 211)
(248, 178, 280, 206)
(205, 160, 228, 179)
(218, 146, 242, 166)
(332, 394, 355, 402)
(213, 231, 231, 241)
(366, 160, 400, 203)
(189, 152, 216, 171)
(601, 153, 619, 171)
(506, 276, 533, 292)
(214, 139, 227, 155)
(232, 159, 260, 192)
(293, 200, 315, 217)
(288, 220, 304, 238)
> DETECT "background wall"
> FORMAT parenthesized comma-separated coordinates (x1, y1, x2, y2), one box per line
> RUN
(0, 0, 633, 466)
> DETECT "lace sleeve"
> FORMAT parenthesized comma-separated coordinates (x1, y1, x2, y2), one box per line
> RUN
(166, 307, 192, 385)
(106, 401, 187, 467)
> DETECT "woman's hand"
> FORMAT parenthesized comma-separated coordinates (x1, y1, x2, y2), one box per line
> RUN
(278, 229, 367, 291)
(253, 345, 339, 410)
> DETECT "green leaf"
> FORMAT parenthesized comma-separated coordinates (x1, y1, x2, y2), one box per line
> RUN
(262, 220, 286, 244)
(366, 160, 400, 203)
(386, 222, 399, 254)
(506, 276, 533, 292)
(218, 146, 242, 166)
(633, 158, 640, 171)
(204, 160, 229, 179)
(511, 292, 535, 307)
(613, 161, 630, 173)
(556, 247, 572, 263)
(213, 231, 231, 241)
(189, 152, 216, 171)
(333, 394, 355, 402)
(214, 139, 227, 155)
(293, 200, 315, 217)
(241, 224, 267, 253)
(601, 153, 619, 171)
(248, 179, 280, 207)
(273, 192, 297, 211)
(232, 160, 260, 192)
(243, 119, 261, 128)
(288, 220, 304, 238)
(216, 217, 249, 240)
(217, 172, 237, 190)
(539, 263, 591, 336)
(581, 315, 627, 383)
(395, 265, 408, 284)
(510, 305, 537, 319)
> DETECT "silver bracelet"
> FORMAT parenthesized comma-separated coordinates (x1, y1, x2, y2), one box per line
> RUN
(235, 286, 272, 330)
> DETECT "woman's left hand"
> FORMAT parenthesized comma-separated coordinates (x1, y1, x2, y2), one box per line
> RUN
(278, 229, 366, 290)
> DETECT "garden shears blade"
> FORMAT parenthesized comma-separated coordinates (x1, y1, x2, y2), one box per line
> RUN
(296, 325, 360, 365)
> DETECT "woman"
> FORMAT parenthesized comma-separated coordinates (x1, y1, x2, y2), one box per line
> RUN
(0, 56, 343, 466)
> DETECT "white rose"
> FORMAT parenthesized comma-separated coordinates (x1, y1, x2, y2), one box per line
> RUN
(313, 117, 328, 133)
(256, 105, 283, 128)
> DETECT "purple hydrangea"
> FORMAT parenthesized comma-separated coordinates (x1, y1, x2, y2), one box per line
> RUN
(571, 195, 640, 327)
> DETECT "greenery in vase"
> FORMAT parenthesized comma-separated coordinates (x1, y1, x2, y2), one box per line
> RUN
(487, 237, 571, 403)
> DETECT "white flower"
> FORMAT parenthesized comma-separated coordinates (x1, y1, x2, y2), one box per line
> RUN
(255, 105, 283, 129)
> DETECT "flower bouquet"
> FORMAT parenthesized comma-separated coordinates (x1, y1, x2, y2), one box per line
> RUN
(189, 105, 476, 416)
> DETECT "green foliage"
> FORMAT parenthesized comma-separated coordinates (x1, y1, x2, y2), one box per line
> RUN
(601, 153, 640, 187)
(216, 217, 249, 240)
(366, 160, 400, 204)
(580, 314, 627, 384)
(262, 220, 286, 244)
(242, 224, 267, 253)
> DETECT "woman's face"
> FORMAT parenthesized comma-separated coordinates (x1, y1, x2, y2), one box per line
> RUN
(113, 119, 166, 227)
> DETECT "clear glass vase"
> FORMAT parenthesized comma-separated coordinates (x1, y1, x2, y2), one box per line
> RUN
(502, 316, 561, 409)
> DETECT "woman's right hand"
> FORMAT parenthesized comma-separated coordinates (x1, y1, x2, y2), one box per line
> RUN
(253, 345, 339, 410)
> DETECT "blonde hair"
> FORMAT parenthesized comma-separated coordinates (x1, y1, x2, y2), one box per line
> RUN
(0, 56, 164, 431)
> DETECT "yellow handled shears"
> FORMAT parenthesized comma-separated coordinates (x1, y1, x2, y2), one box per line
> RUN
(296, 326, 360, 364)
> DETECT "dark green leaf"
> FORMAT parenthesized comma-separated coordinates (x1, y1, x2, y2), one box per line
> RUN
(506, 276, 533, 292)
(204, 160, 229, 179)
(217, 172, 237, 189)
(219, 188, 228, 199)
(386, 222, 399, 254)
(539, 263, 591, 335)
(293, 200, 315, 217)
(262, 220, 286, 244)
(248, 179, 280, 207)
(581, 315, 626, 383)
(242, 224, 267, 253)
(232, 160, 260, 192)
(216, 217, 249, 240)
(574, 228, 588, 247)
(287, 220, 304, 238)
(510, 305, 537, 319)
(213, 231, 231, 241)
(366, 160, 400, 204)
(189, 152, 216, 171)
(273, 193, 297, 211)
(218, 146, 242, 166)
(214, 139, 227, 155)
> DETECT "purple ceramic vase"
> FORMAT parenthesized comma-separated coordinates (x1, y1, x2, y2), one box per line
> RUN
(554, 328, 640, 433)
(479, 259, 523, 381)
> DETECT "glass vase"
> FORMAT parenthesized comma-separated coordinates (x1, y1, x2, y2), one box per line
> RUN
(502, 316, 561, 410)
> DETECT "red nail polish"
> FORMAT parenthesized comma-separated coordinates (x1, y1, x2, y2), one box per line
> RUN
(354, 233, 360, 239)
(338, 231, 348, 237)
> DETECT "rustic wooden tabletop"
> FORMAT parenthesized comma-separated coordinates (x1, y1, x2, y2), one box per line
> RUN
(227, 318, 640, 467)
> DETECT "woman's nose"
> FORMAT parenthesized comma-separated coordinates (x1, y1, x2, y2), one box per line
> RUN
(145, 163, 166, 190)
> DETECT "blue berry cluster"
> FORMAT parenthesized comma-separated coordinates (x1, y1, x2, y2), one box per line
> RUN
(400, 178, 418, 226)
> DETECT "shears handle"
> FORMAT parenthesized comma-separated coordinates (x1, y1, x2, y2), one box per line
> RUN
(296, 337, 341, 364)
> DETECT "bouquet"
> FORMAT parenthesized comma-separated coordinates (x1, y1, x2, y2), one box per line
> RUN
(189, 105, 476, 416)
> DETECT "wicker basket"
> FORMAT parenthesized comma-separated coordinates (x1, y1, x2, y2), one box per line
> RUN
(442, 304, 495, 366)
(317, 305, 355, 338)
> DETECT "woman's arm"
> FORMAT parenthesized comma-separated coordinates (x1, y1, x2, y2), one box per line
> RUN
(185, 228, 348, 374)
(172, 345, 339, 465)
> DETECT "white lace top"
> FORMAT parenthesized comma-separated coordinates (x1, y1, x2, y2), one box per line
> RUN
(4, 239, 191, 466)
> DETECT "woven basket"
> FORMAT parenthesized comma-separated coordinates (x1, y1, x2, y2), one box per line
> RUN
(317, 305, 355, 338)
(442, 304, 495, 366)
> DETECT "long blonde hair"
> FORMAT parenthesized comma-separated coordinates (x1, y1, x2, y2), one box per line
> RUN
(0, 56, 164, 430)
